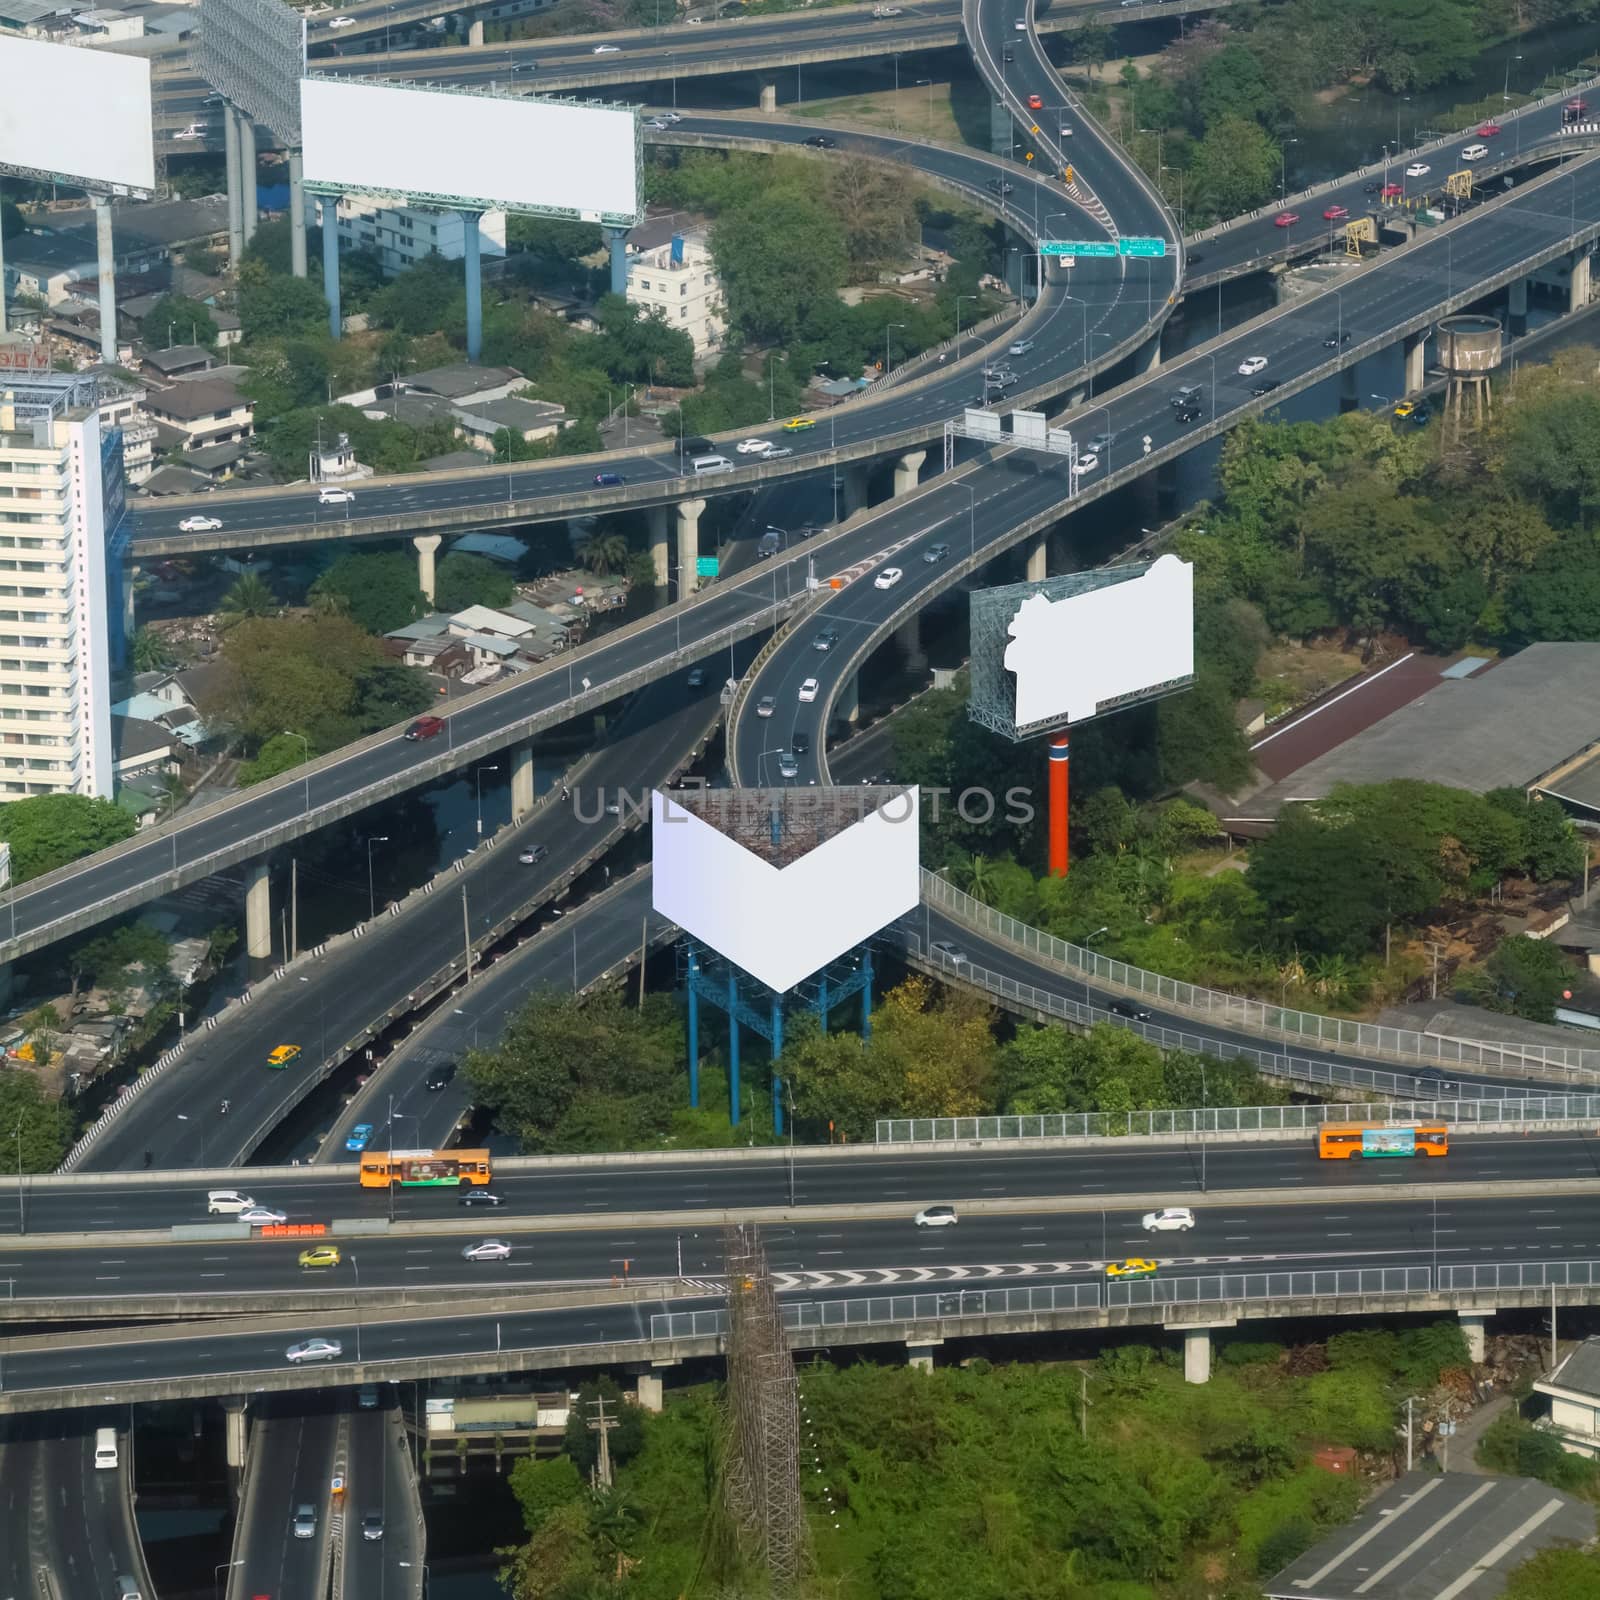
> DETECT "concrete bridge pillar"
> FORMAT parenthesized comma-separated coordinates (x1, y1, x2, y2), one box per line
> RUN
(461, 210, 484, 362)
(608, 227, 629, 297)
(1338, 363, 1360, 414)
(1459, 1311, 1488, 1364)
(896, 613, 925, 671)
(1509, 276, 1528, 337)
(1183, 1327, 1212, 1385)
(510, 740, 535, 821)
(413, 534, 442, 603)
(648, 504, 670, 587)
(1026, 532, 1047, 583)
(676, 498, 705, 594)
(321, 196, 342, 339)
(1139, 331, 1162, 373)
(245, 861, 272, 962)
(839, 462, 869, 517)
(224, 1397, 249, 1471)
(1403, 331, 1426, 396)
(907, 1341, 940, 1373)
(468, 15, 484, 44)
(223, 104, 244, 268)
(635, 1373, 663, 1412)
(288, 150, 307, 279)
(838, 671, 859, 725)
(759, 81, 777, 114)
(93, 199, 117, 367)
(1571, 248, 1592, 313)
(238, 111, 259, 245)
(893, 450, 925, 498)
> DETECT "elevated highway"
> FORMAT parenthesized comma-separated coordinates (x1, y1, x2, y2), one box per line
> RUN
(225, 1402, 340, 1600)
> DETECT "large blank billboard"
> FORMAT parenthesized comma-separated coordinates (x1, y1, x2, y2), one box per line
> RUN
(196, 0, 305, 145)
(652, 788, 920, 994)
(300, 78, 640, 225)
(0, 38, 154, 194)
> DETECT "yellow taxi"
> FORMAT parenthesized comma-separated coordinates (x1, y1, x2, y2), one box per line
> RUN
(298, 1245, 342, 1269)
(782, 417, 817, 432)
(267, 1043, 302, 1068)
(1105, 1257, 1158, 1280)
(1393, 399, 1419, 418)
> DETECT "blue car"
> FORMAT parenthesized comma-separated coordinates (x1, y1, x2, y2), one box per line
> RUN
(345, 1123, 374, 1152)
(594, 471, 625, 487)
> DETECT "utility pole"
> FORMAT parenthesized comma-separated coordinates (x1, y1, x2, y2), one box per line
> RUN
(588, 1395, 618, 1489)
(290, 858, 298, 962)
(1425, 940, 1446, 1001)
(638, 913, 648, 1010)
(1405, 1395, 1415, 1472)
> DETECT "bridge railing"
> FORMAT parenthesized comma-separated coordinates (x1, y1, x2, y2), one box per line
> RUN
(1107, 1266, 1431, 1307)
(1439, 1260, 1600, 1291)
(920, 868, 1600, 1076)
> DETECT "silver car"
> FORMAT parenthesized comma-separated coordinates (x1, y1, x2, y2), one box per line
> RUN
(285, 1337, 343, 1363)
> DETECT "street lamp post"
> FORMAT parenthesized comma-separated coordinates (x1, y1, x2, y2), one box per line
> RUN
(215, 1559, 244, 1599)
(13, 1121, 22, 1236)
(350, 1251, 363, 1361)
(365, 836, 389, 922)
(954, 292, 976, 355)
(884, 321, 905, 379)
(1503, 53, 1522, 102)
(1279, 137, 1299, 201)
(767, 353, 778, 421)
(474, 764, 498, 836)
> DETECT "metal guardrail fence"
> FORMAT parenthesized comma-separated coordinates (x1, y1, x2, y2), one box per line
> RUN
(921, 869, 1600, 1075)
(1439, 1260, 1600, 1291)
(1107, 1267, 1431, 1306)
(875, 1094, 1600, 1144)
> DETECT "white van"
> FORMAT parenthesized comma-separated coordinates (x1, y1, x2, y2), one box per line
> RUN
(1460, 143, 1489, 162)
(95, 1428, 118, 1470)
(691, 454, 734, 476)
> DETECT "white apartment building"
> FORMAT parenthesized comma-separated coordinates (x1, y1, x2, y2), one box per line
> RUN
(311, 196, 507, 279)
(0, 375, 118, 801)
(625, 234, 725, 355)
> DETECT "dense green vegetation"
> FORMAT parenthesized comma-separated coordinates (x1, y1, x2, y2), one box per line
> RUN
(498, 1325, 1474, 1599)
(465, 978, 1284, 1149)
(0, 794, 137, 884)
(0, 1069, 75, 1173)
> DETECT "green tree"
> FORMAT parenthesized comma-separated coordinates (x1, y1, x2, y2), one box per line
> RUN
(0, 794, 137, 883)
(1187, 43, 1280, 130)
(562, 1377, 646, 1476)
(237, 261, 329, 341)
(1503, 534, 1600, 646)
(0, 1070, 75, 1172)
(509, 1455, 586, 1534)
(1186, 115, 1280, 225)
(1503, 1548, 1600, 1600)
(140, 294, 219, 352)
(370, 254, 464, 338)
(237, 730, 313, 786)
(434, 552, 516, 613)
(576, 530, 629, 577)
(130, 626, 176, 672)
(218, 571, 278, 627)
(1479, 934, 1572, 1023)
(709, 181, 848, 347)
(311, 551, 429, 635)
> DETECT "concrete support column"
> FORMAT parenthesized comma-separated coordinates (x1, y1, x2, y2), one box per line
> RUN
(288, 150, 307, 279)
(1026, 532, 1046, 583)
(840, 462, 869, 517)
(647, 504, 670, 587)
(896, 613, 925, 672)
(635, 1373, 663, 1412)
(468, 15, 484, 44)
(1403, 330, 1426, 396)
(1183, 1327, 1212, 1385)
(607, 227, 629, 297)
(413, 534, 442, 603)
(223, 105, 244, 267)
(238, 111, 258, 245)
(461, 210, 483, 363)
(245, 860, 272, 962)
(1139, 330, 1162, 373)
(1459, 1311, 1488, 1364)
(92, 198, 116, 367)
(510, 740, 535, 821)
(321, 198, 342, 339)
(893, 449, 925, 498)
(123, 563, 137, 645)
(838, 671, 859, 724)
(1571, 248, 1592, 313)
(224, 1397, 249, 1470)
(1509, 276, 1528, 337)
(759, 81, 777, 114)
(676, 498, 704, 594)
(907, 1342, 939, 1373)
(1338, 362, 1359, 414)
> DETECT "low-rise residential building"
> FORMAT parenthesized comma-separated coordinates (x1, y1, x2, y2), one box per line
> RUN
(625, 233, 725, 355)
(1535, 1338, 1600, 1456)
(142, 344, 217, 382)
(311, 196, 505, 278)
(145, 377, 254, 454)
(405, 364, 527, 408)
(453, 396, 567, 453)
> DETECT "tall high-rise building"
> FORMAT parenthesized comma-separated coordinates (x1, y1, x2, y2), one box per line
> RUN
(0, 374, 126, 801)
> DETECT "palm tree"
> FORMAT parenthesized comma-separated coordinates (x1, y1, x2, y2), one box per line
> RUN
(576, 531, 629, 577)
(308, 585, 350, 619)
(130, 626, 175, 672)
(218, 570, 277, 626)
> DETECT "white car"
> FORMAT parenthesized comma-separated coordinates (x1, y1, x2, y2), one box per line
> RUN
(178, 515, 222, 532)
(874, 566, 904, 590)
(798, 677, 820, 703)
(285, 1337, 343, 1362)
(318, 487, 354, 504)
(914, 1205, 958, 1227)
(239, 1206, 288, 1225)
(462, 1239, 512, 1261)
(172, 124, 205, 141)
(1059, 124, 1074, 137)
(328, 14, 355, 24)
(736, 438, 770, 454)
(1237, 355, 1268, 376)
(761, 445, 794, 459)
(930, 939, 968, 964)
(644, 118, 669, 130)
(1142, 1206, 1196, 1233)
(1460, 143, 1488, 162)
(207, 1189, 255, 1215)
(593, 43, 620, 52)
(661, 111, 683, 123)
(1013, 17, 1026, 27)
(1405, 161, 1430, 178)
(756, 695, 776, 718)
(1072, 452, 1099, 475)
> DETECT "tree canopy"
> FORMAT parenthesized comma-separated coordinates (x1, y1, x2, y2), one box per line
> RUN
(0, 794, 137, 883)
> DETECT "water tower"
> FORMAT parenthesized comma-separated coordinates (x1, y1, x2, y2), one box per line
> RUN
(1436, 313, 1502, 438)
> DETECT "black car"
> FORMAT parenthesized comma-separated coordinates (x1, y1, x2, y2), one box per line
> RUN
(1108, 1000, 1152, 1023)
(1251, 378, 1281, 397)
(1002, 46, 1014, 60)
(1321, 330, 1352, 348)
(425, 1063, 457, 1091)
(459, 1189, 503, 1207)
(678, 435, 714, 458)
(986, 178, 1015, 195)
(1174, 402, 1203, 423)
(1186, 250, 1204, 266)
(792, 730, 811, 756)
(803, 135, 837, 149)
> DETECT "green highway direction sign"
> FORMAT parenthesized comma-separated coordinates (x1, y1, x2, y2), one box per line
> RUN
(1039, 237, 1167, 258)
(696, 556, 720, 578)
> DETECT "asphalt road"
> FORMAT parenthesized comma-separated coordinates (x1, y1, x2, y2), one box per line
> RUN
(226, 1403, 340, 1600)
(342, 1401, 425, 1600)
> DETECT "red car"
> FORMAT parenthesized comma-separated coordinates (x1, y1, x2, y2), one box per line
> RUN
(1476, 121, 1501, 137)
(1273, 212, 1300, 228)
(404, 715, 446, 741)
(1026, 93, 1043, 110)
(1381, 182, 1403, 199)
(1322, 204, 1349, 221)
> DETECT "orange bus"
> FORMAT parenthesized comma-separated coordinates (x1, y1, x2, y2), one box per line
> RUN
(1318, 1123, 1448, 1160)
(357, 1148, 493, 1187)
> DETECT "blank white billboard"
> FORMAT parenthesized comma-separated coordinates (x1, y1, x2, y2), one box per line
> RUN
(0, 38, 154, 194)
(652, 789, 920, 994)
(300, 78, 639, 225)
(1005, 554, 1194, 730)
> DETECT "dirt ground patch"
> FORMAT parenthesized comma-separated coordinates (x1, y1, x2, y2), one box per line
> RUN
(1254, 639, 1368, 717)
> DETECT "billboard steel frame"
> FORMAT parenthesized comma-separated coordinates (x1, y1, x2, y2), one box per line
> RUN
(195, 0, 306, 145)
